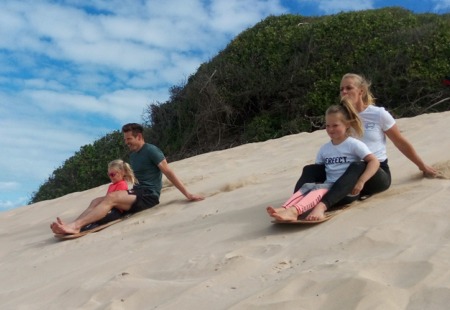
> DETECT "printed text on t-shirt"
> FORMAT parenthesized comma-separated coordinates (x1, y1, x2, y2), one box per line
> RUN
(325, 157, 348, 164)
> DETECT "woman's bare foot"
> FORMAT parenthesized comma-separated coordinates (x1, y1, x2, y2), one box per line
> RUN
(305, 203, 327, 221)
(266, 206, 285, 217)
(272, 207, 299, 222)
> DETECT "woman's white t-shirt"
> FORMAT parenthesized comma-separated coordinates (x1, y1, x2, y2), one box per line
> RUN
(359, 105, 396, 161)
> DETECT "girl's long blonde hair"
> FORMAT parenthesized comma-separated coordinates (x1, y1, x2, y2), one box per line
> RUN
(326, 97, 364, 137)
(108, 159, 138, 185)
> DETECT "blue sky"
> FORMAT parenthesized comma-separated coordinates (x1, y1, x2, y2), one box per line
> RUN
(1, 0, 449, 211)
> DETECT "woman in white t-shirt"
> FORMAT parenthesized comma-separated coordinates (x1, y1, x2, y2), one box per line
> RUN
(268, 99, 379, 222)
(293, 73, 437, 221)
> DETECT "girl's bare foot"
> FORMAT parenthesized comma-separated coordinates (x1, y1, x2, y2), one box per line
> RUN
(50, 217, 73, 234)
(266, 206, 285, 217)
(51, 217, 81, 235)
(272, 207, 299, 222)
(50, 222, 66, 234)
(305, 203, 327, 221)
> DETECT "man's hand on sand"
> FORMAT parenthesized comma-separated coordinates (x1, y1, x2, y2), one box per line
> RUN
(187, 193, 205, 201)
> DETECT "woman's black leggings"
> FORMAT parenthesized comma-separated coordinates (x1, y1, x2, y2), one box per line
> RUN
(293, 160, 391, 210)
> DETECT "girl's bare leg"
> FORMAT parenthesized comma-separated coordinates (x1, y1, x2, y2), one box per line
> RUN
(267, 191, 305, 217)
(51, 191, 135, 234)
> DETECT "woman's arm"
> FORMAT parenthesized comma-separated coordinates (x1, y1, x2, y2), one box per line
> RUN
(352, 154, 380, 195)
(384, 124, 437, 177)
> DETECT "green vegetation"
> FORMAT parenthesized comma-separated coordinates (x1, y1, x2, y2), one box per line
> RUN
(30, 7, 450, 203)
(30, 131, 128, 203)
(146, 7, 450, 158)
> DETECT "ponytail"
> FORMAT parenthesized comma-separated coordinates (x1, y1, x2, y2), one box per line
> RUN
(326, 98, 364, 137)
(122, 162, 138, 185)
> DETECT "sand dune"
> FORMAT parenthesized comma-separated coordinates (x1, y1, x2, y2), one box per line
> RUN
(1, 111, 449, 309)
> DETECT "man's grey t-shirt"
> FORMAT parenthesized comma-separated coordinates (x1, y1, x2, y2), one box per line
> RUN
(130, 143, 165, 198)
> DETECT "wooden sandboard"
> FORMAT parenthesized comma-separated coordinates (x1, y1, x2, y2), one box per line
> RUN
(54, 218, 125, 240)
(271, 203, 355, 225)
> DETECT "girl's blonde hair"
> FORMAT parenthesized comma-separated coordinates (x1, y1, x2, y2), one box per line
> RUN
(341, 73, 376, 106)
(108, 159, 138, 185)
(326, 97, 364, 137)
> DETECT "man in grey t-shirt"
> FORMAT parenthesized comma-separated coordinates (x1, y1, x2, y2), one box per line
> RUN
(50, 123, 204, 235)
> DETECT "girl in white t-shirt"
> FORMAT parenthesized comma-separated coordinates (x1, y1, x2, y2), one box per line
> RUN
(268, 99, 380, 222)
(292, 73, 437, 221)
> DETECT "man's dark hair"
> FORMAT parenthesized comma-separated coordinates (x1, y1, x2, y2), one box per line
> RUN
(122, 123, 144, 137)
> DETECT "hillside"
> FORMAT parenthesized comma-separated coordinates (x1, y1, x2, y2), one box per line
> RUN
(3, 111, 450, 309)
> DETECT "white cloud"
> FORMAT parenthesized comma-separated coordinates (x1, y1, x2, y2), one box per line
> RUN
(433, 0, 450, 11)
(58, 40, 168, 70)
(1, 0, 289, 210)
(310, 0, 374, 14)
(0, 182, 19, 191)
(0, 198, 28, 211)
(97, 88, 159, 122)
(28, 90, 102, 114)
(212, 0, 286, 31)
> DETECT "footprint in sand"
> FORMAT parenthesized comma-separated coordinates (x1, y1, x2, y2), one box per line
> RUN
(220, 176, 259, 192)
(272, 260, 294, 273)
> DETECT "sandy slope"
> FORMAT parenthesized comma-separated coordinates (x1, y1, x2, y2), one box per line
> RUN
(1, 111, 449, 310)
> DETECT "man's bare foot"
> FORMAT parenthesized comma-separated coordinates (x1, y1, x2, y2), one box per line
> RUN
(305, 204, 327, 221)
(266, 206, 285, 217)
(272, 207, 299, 222)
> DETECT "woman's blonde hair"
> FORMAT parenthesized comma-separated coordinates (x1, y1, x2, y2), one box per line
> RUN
(326, 97, 364, 137)
(108, 159, 138, 185)
(341, 73, 376, 106)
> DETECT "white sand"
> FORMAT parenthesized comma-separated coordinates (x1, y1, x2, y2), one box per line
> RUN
(1, 111, 450, 310)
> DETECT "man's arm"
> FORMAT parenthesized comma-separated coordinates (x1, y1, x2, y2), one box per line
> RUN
(158, 159, 204, 201)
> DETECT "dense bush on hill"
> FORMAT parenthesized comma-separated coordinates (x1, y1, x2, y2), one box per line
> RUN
(147, 7, 450, 158)
(30, 7, 450, 203)
(30, 131, 128, 203)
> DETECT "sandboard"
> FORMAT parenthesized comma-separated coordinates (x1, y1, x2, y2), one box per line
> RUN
(54, 218, 125, 240)
(271, 203, 355, 225)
